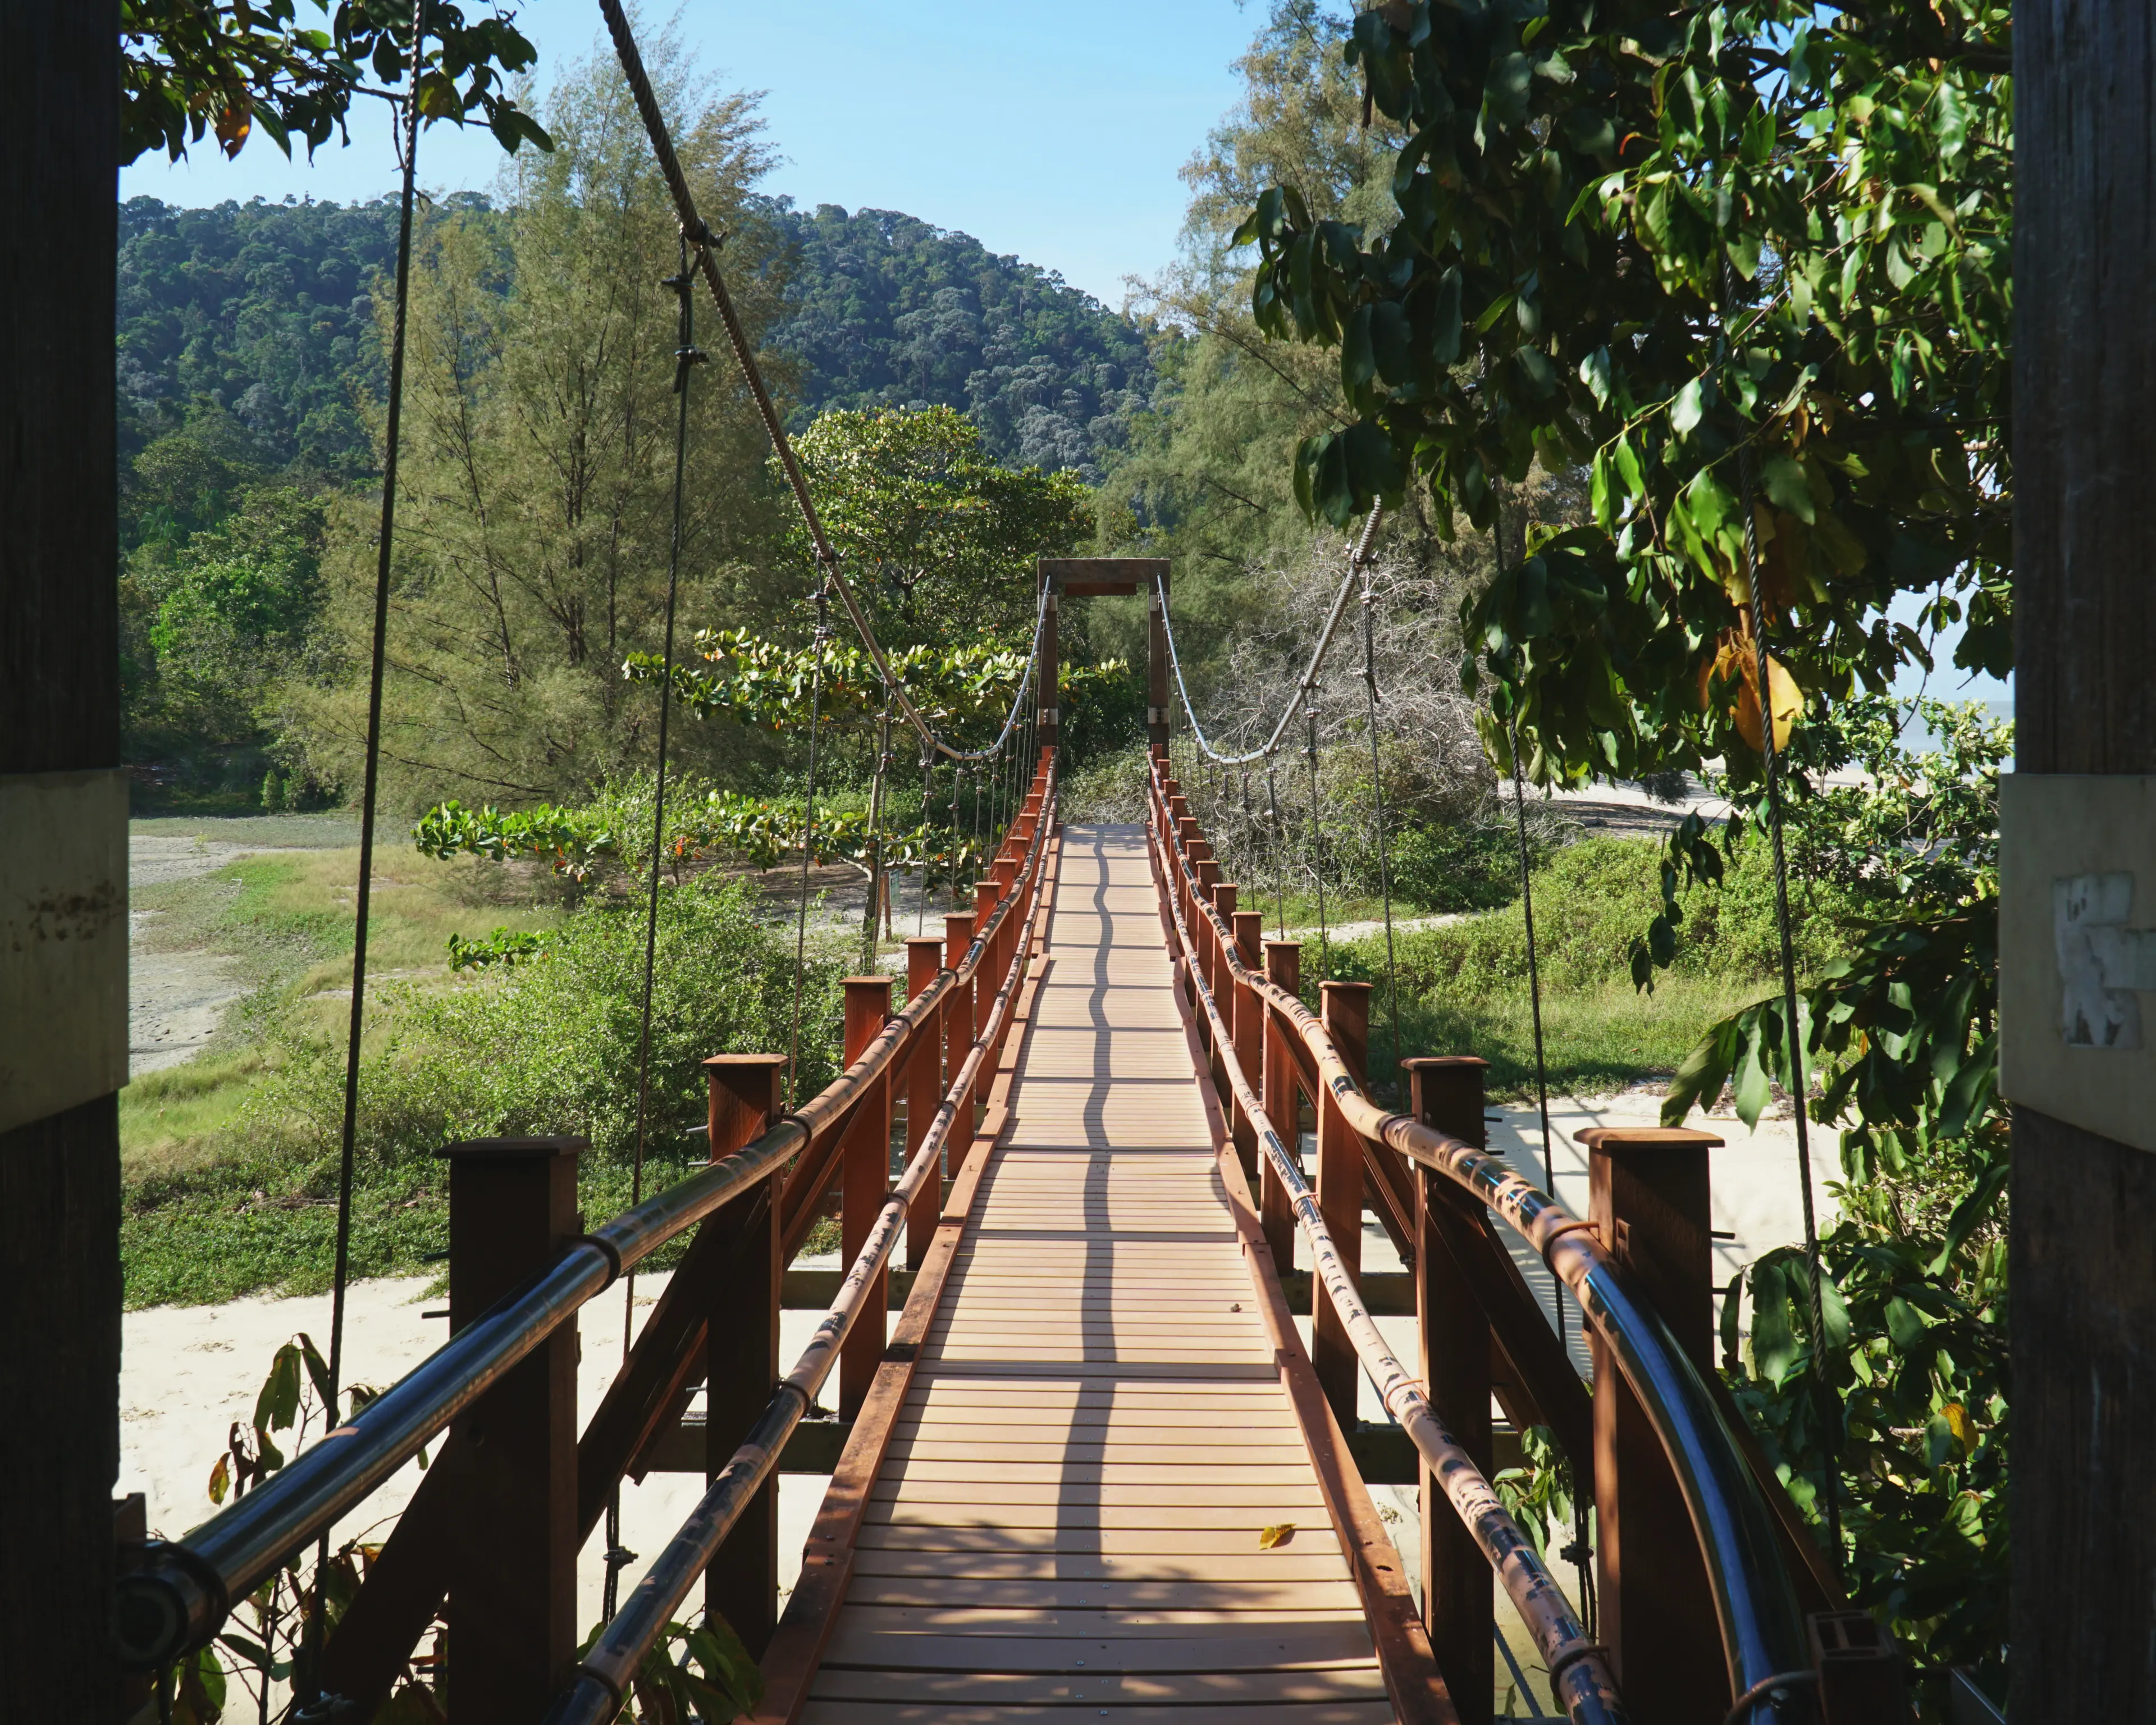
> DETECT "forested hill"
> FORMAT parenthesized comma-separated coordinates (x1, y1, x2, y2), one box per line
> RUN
(768, 204, 1152, 481)
(116, 194, 1154, 481)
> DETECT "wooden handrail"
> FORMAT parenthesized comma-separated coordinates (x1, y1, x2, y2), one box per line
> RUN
(1144, 751, 1814, 1721)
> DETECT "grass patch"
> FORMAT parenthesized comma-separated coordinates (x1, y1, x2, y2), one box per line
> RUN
(1313, 836, 1866, 1102)
(122, 870, 846, 1307)
(121, 1053, 273, 1179)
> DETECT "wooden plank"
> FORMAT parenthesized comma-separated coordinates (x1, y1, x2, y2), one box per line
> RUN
(833, 1605, 1370, 1635)
(805, 1668, 1387, 1704)
(870, 1480, 1331, 1508)
(856, 1526, 1347, 1555)
(817, 1626, 1377, 1672)
(874, 1455, 1322, 1480)
(851, 1550, 1356, 1583)
(802, 1703, 1394, 1724)
(841, 1577, 1367, 1610)
(864, 1502, 1332, 1530)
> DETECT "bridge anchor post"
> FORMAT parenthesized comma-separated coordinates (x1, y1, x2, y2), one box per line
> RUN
(436, 1135, 585, 1723)
(1406, 1057, 1496, 1725)
(1581, 1124, 1725, 1723)
(701, 1053, 789, 1653)
(1313, 980, 1374, 1427)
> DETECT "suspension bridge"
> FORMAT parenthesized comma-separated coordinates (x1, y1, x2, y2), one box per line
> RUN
(101, 7, 1910, 1723)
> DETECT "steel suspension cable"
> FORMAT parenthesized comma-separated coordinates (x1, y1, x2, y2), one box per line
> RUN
(302, 3, 426, 1707)
(785, 592, 833, 1110)
(595, 0, 1052, 774)
(1737, 446, 1843, 1569)
(1150, 505, 1381, 768)
(1267, 764, 1287, 939)
(916, 743, 934, 934)
(1711, 253, 1840, 1569)
(1305, 699, 1330, 982)
(860, 692, 893, 974)
(603, 231, 704, 1623)
(1357, 553, 1403, 1096)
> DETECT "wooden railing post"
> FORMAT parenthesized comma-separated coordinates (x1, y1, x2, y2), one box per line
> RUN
(1314, 980, 1373, 1426)
(1404, 1057, 1494, 1725)
(1260, 939, 1302, 1274)
(904, 937, 944, 1270)
(436, 1135, 583, 1723)
(839, 978, 895, 1419)
(1207, 881, 1237, 1095)
(944, 912, 975, 1143)
(970, 880, 999, 1119)
(700, 1054, 787, 1653)
(1230, 910, 1264, 1188)
(1581, 1124, 1725, 1724)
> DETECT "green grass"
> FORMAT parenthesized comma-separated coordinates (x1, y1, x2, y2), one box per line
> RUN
(121, 841, 573, 1300)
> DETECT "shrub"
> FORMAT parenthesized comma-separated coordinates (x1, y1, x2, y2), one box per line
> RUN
(1386, 836, 1863, 995)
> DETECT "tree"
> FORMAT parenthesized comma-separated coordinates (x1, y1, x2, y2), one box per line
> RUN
(768, 204, 1155, 482)
(785, 405, 1091, 652)
(121, 0, 551, 166)
(1231, 0, 2014, 1690)
(290, 39, 793, 809)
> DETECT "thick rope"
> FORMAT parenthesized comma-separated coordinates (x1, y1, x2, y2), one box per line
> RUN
(785, 594, 832, 1110)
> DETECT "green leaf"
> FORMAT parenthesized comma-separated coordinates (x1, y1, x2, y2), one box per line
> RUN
(1670, 376, 1706, 436)
(1759, 454, 1816, 524)
(1750, 1256, 1800, 1384)
(257, 1341, 303, 1434)
(1341, 303, 1377, 398)
(1732, 1029, 1772, 1129)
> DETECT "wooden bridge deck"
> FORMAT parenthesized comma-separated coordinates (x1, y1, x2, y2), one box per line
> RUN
(801, 824, 1397, 1723)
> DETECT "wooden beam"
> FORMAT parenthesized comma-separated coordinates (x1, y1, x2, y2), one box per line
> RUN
(2011, 3, 2156, 1716)
(0, 4, 122, 1713)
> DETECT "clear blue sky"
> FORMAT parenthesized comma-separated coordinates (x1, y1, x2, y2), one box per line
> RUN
(118, 1, 1261, 309)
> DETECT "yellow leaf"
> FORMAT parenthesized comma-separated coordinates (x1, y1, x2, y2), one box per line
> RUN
(207, 1453, 230, 1506)
(1258, 1522, 1296, 1550)
(1942, 1400, 1973, 1453)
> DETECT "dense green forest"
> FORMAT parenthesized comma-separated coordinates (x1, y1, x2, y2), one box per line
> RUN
(114, 187, 1159, 797)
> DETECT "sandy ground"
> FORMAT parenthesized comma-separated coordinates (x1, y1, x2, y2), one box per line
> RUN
(122, 1268, 834, 1637)
(127, 836, 273, 1075)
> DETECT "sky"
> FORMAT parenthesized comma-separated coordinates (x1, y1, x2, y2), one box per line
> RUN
(118, 0, 1262, 310)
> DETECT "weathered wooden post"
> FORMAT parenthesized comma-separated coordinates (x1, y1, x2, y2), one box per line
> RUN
(437, 1137, 583, 1721)
(1231, 910, 1266, 1186)
(0, 7, 124, 1708)
(2005, 7, 2156, 1714)
(1313, 980, 1373, 1425)
(944, 912, 975, 1142)
(1579, 1124, 1724, 1722)
(1404, 1057, 1494, 1725)
(1261, 940, 1303, 1273)
(1037, 569, 1059, 756)
(700, 1055, 787, 1651)
(905, 937, 945, 1268)
(839, 978, 894, 1418)
(1208, 881, 1239, 1094)
(1148, 568, 1173, 753)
